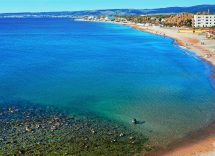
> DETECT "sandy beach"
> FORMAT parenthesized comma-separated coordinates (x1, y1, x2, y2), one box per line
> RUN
(126, 24, 215, 156)
(144, 121, 215, 156)
(164, 137, 215, 156)
(145, 137, 215, 156)
(127, 24, 215, 66)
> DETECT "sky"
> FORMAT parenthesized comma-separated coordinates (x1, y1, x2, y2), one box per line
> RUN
(0, 0, 214, 13)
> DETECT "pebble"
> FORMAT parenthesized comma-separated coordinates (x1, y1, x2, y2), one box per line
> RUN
(35, 124, 40, 129)
(25, 127, 33, 133)
(111, 139, 117, 143)
(129, 136, 134, 140)
(51, 126, 57, 131)
(119, 133, 125, 137)
(54, 122, 60, 127)
(85, 145, 89, 149)
(8, 107, 16, 113)
(84, 138, 88, 141)
(91, 129, 96, 134)
(18, 149, 25, 154)
(0, 102, 147, 155)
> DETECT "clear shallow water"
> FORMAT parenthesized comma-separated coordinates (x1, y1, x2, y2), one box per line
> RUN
(0, 18, 215, 146)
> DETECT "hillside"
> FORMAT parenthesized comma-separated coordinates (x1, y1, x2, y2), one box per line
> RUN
(0, 4, 214, 17)
(164, 13, 193, 27)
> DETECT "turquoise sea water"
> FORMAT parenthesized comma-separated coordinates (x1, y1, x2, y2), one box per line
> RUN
(0, 18, 215, 146)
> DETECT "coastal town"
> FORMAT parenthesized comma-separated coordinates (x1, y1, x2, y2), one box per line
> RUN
(77, 12, 215, 66)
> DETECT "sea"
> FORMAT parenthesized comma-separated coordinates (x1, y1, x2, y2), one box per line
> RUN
(0, 18, 215, 146)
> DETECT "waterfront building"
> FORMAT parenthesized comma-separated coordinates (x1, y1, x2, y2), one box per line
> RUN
(193, 15, 215, 28)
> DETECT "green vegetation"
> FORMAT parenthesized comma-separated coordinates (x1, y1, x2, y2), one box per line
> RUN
(164, 13, 193, 27)
(117, 13, 194, 27)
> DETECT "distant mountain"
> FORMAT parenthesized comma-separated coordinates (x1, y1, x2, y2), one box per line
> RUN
(72, 5, 215, 16)
(0, 4, 214, 17)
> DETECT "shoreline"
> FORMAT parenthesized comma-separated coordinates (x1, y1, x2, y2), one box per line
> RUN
(125, 23, 215, 156)
(82, 20, 215, 156)
(126, 24, 215, 66)
(146, 119, 215, 156)
(79, 19, 215, 66)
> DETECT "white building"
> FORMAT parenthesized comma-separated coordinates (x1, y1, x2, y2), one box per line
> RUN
(104, 16, 115, 21)
(193, 15, 215, 28)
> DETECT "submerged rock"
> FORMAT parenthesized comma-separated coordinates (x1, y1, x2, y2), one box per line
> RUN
(119, 133, 125, 137)
(91, 129, 96, 134)
(51, 126, 57, 131)
(17, 149, 25, 154)
(25, 126, 33, 133)
(0, 101, 149, 156)
(8, 107, 17, 113)
(35, 124, 40, 129)
(129, 136, 135, 140)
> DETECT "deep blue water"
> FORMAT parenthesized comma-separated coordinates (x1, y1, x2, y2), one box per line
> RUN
(0, 18, 215, 145)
